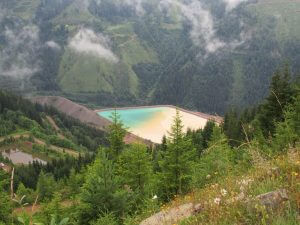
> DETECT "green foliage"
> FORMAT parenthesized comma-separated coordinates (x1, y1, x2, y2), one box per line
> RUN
(48, 135, 76, 149)
(78, 151, 129, 224)
(159, 109, 196, 200)
(116, 143, 153, 197)
(67, 168, 84, 196)
(0, 66, 299, 225)
(16, 183, 35, 204)
(0, 170, 12, 224)
(91, 213, 118, 225)
(258, 66, 295, 136)
(50, 216, 69, 225)
(191, 126, 235, 188)
(272, 93, 300, 153)
(108, 110, 126, 159)
(36, 192, 63, 224)
(17, 213, 43, 225)
(37, 171, 56, 202)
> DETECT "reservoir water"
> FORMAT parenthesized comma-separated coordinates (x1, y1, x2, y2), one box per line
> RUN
(98, 106, 209, 143)
(99, 107, 166, 128)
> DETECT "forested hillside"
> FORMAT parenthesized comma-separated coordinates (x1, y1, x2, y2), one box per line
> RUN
(0, 90, 108, 196)
(0, 0, 300, 114)
(0, 65, 299, 224)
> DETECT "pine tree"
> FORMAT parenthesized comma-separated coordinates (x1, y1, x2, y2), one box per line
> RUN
(78, 150, 128, 224)
(107, 109, 126, 160)
(223, 108, 242, 146)
(36, 171, 56, 201)
(159, 109, 196, 200)
(116, 143, 152, 196)
(258, 66, 295, 136)
(202, 120, 215, 148)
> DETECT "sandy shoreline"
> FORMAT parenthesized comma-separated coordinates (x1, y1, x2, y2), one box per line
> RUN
(95, 105, 222, 124)
(105, 107, 209, 143)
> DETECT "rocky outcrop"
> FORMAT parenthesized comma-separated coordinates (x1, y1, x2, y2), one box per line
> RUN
(140, 203, 202, 225)
(256, 189, 288, 210)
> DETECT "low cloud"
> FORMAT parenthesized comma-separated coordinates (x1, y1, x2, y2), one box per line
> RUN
(159, 0, 251, 55)
(88, 0, 250, 55)
(69, 28, 119, 63)
(159, 0, 225, 54)
(0, 25, 41, 79)
(46, 41, 61, 50)
(223, 0, 248, 11)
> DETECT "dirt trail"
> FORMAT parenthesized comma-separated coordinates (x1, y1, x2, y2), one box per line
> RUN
(0, 134, 79, 157)
(45, 116, 66, 139)
(46, 116, 60, 131)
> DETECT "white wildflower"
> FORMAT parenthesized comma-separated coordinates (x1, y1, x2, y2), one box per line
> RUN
(221, 189, 227, 197)
(214, 197, 221, 205)
(152, 195, 158, 200)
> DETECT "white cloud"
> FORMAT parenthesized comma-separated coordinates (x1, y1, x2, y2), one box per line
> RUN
(46, 41, 61, 50)
(159, 0, 225, 54)
(223, 0, 248, 11)
(89, 0, 248, 54)
(0, 25, 41, 79)
(69, 28, 119, 63)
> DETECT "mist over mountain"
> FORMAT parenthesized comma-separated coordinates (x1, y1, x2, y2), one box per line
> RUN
(0, 0, 299, 114)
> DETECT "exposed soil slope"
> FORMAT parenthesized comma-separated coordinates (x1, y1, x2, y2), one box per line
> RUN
(30, 96, 111, 129)
(29, 96, 150, 144)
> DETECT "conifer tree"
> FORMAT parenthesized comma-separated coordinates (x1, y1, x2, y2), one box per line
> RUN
(108, 109, 126, 160)
(116, 143, 152, 196)
(159, 109, 195, 200)
(258, 66, 295, 136)
(36, 171, 56, 201)
(78, 150, 128, 224)
(202, 120, 215, 148)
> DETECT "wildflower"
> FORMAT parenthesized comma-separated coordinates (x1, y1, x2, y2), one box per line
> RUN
(211, 183, 219, 188)
(221, 189, 227, 197)
(152, 195, 158, 200)
(292, 172, 298, 176)
(214, 197, 221, 205)
(206, 174, 211, 179)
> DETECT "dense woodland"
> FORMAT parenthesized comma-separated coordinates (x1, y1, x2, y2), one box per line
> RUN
(1, 0, 300, 114)
(0, 66, 299, 224)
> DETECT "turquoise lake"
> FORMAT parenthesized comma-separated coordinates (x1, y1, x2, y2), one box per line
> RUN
(98, 107, 166, 127)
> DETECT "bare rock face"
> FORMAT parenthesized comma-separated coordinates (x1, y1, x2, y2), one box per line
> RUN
(256, 189, 288, 210)
(140, 203, 202, 225)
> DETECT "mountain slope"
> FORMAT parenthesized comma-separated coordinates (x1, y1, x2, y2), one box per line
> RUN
(0, 0, 300, 114)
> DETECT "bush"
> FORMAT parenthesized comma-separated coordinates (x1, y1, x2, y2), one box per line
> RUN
(91, 213, 118, 225)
